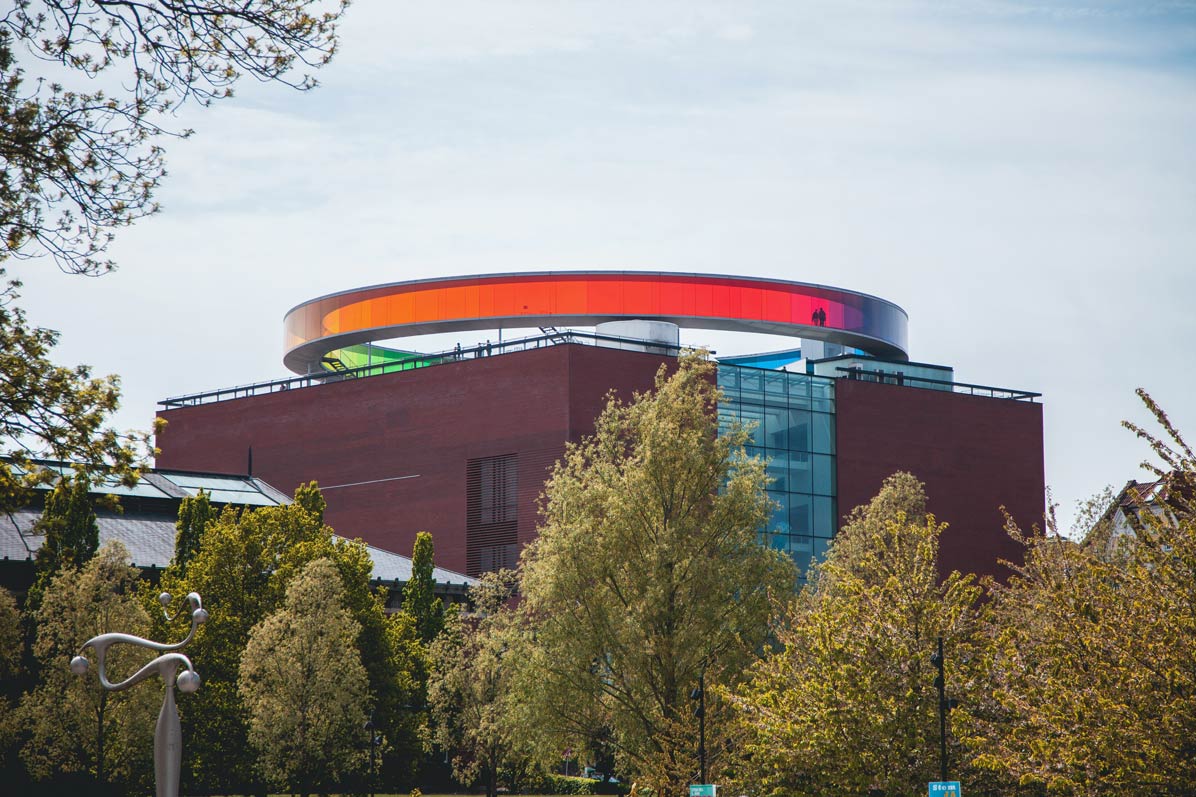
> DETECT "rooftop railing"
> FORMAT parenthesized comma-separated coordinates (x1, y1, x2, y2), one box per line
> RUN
(835, 366, 1041, 401)
(158, 330, 686, 409)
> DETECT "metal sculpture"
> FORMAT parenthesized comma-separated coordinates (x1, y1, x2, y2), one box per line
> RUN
(70, 591, 208, 797)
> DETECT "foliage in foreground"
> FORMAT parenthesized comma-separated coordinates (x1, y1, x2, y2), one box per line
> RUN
(962, 390, 1196, 796)
(240, 558, 370, 795)
(17, 541, 158, 791)
(731, 472, 982, 797)
(1, 0, 347, 275)
(428, 570, 524, 797)
(512, 351, 795, 795)
(0, 275, 152, 516)
(155, 483, 423, 794)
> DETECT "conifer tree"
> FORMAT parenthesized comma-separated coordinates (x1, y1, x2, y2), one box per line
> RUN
(173, 488, 214, 573)
(403, 531, 444, 645)
(28, 473, 99, 607)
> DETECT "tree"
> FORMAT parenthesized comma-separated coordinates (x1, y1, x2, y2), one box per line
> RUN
(514, 351, 796, 794)
(173, 488, 213, 573)
(964, 391, 1196, 796)
(155, 482, 422, 793)
(18, 540, 159, 793)
(0, 586, 21, 777)
(1, 0, 347, 275)
(0, 276, 151, 514)
(403, 530, 445, 645)
(428, 569, 525, 797)
(730, 473, 983, 797)
(239, 558, 369, 796)
(28, 471, 98, 605)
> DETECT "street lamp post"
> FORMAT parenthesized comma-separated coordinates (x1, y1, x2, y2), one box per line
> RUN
(364, 711, 381, 797)
(690, 661, 708, 785)
(931, 636, 947, 783)
(70, 592, 207, 797)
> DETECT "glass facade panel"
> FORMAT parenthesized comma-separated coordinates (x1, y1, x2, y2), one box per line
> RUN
(718, 363, 839, 578)
(813, 496, 836, 538)
(812, 453, 836, 496)
(812, 413, 835, 455)
(763, 406, 789, 450)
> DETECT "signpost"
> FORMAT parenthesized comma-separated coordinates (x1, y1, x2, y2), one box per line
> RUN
(928, 781, 962, 797)
(689, 785, 717, 797)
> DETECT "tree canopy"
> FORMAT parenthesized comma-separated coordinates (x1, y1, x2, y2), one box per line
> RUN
(239, 557, 370, 795)
(18, 540, 158, 792)
(428, 569, 524, 797)
(0, 277, 151, 513)
(514, 351, 795, 794)
(155, 482, 421, 793)
(731, 472, 982, 797)
(962, 392, 1196, 796)
(1, 0, 347, 275)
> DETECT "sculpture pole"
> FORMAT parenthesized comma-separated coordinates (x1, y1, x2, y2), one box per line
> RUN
(71, 591, 207, 797)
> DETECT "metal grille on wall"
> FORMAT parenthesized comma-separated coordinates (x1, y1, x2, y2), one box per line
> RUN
(466, 453, 519, 576)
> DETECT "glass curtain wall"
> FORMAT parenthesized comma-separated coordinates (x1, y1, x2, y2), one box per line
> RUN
(718, 364, 837, 578)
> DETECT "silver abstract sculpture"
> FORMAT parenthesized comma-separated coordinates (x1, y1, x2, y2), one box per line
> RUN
(70, 591, 208, 797)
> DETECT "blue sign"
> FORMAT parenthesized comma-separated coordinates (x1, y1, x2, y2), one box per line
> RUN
(689, 786, 717, 797)
(929, 782, 961, 797)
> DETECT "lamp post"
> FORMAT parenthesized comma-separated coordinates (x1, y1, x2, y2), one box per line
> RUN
(364, 711, 381, 797)
(930, 636, 947, 783)
(689, 661, 708, 785)
(70, 592, 207, 797)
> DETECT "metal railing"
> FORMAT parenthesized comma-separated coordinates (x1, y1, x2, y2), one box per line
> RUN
(159, 330, 686, 409)
(835, 366, 1040, 401)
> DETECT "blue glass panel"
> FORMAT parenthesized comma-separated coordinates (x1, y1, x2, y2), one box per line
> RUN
(764, 369, 788, 398)
(812, 412, 835, 454)
(786, 373, 813, 410)
(812, 453, 836, 496)
(717, 365, 740, 392)
(811, 379, 835, 413)
(764, 406, 789, 450)
(813, 495, 836, 538)
(740, 406, 766, 447)
(787, 409, 812, 452)
(769, 492, 790, 534)
(790, 495, 812, 535)
(766, 457, 789, 493)
(813, 537, 832, 562)
(789, 452, 813, 494)
(718, 405, 738, 436)
(739, 369, 764, 404)
(791, 550, 813, 577)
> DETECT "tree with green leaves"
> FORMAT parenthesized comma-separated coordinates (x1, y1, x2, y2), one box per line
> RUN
(514, 351, 795, 794)
(1, 0, 347, 276)
(963, 391, 1196, 796)
(730, 472, 983, 797)
(28, 472, 98, 606)
(173, 488, 214, 574)
(403, 530, 445, 645)
(0, 276, 151, 514)
(0, 586, 21, 777)
(428, 569, 525, 797)
(239, 558, 370, 796)
(17, 541, 159, 793)
(155, 482, 421, 794)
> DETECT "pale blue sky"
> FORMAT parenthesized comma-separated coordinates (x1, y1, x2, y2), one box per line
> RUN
(15, 0, 1196, 534)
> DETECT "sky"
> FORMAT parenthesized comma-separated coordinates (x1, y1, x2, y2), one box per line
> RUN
(13, 0, 1196, 535)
